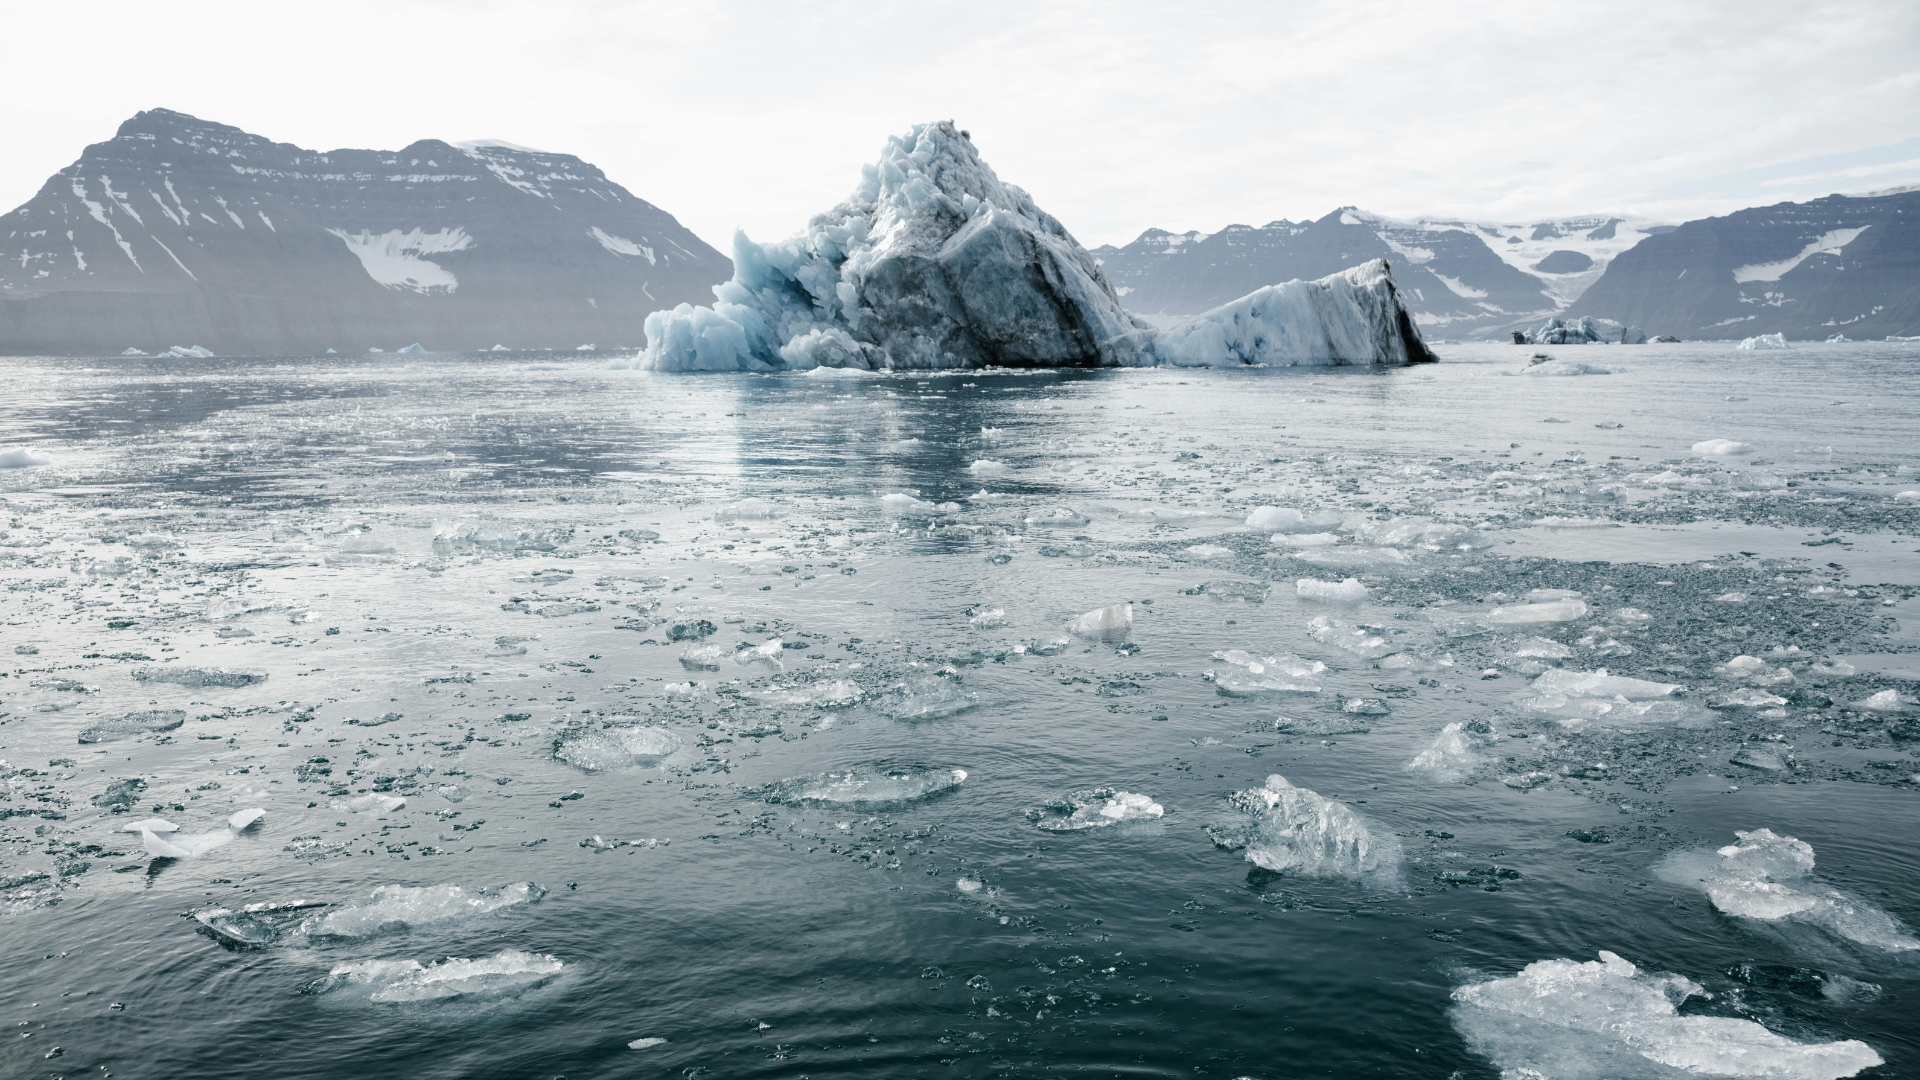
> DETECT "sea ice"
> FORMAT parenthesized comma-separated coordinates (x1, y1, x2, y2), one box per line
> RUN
(552, 726, 683, 770)
(1406, 718, 1498, 782)
(1206, 775, 1400, 884)
(1296, 577, 1366, 604)
(1656, 830, 1918, 952)
(762, 767, 968, 807)
(0, 448, 52, 468)
(306, 950, 565, 1003)
(1307, 615, 1399, 659)
(77, 708, 185, 743)
(1450, 950, 1882, 1079)
(303, 882, 547, 940)
(1031, 788, 1164, 831)
(635, 121, 1428, 372)
(1207, 650, 1324, 695)
(1068, 603, 1132, 641)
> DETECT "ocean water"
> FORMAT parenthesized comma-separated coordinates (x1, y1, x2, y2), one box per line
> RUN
(1, 341, 1917, 1079)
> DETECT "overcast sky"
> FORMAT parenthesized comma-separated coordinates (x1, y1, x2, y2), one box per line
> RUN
(3, 0, 1915, 249)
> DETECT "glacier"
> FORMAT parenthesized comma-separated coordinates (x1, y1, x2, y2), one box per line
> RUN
(631, 122, 1434, 372)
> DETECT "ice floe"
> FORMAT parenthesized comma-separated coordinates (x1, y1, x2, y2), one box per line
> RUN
(1296, 577, 1366, 604)
(304, 949, 565, 1003)
(124, 809, 262, 860)
(1406, 718, 1498, 782)
(1451, 950, 1882, 1079)
(552, 726, 683, 770)
(131, 665, 267, 688)
(1487, 594, 1589, 625)
(78, 708, 185, 743)
(1523, 668, 1709, 728)
(762, 767, 968, 808)
(303, 882, 547, 941)
(1307, 615, 1399, 659)
(1068, 603, 1132, 641)
(1206, 774, 1401, 884)
(1030, 788, 1164, 831)
(1654, 830, 1920, 953)
(1206, 650, 1324, 695)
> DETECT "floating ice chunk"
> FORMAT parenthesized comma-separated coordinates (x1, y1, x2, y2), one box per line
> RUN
(1894, 490, 1920, 504)
(1516, 358, 1614, 375)
(1406, 718, 1498, 782)
(762, 767, 967, 808)
(163, 345, 215, 358)
(1711, 688, 1789, 709)
(967, 606, 1007, 629)
(396, 343, 426, 354)
(304, 883, 547, 940)
(1655, 830, 1919, 953)
(968, 459, 1009, 475)
(121, 347, 147, 356)
(228, 808, 264, 831)
(1206, 775, 1400, 884)
(132, 666, 267, 688)
(713, 497, 776, 521)
(553, 726, 682, 771)
(1207, 650, 1324, 695)
(122, 818, 178, 834)
(1737, 332, 1791, 350)
(1289, 546, 1411, 570)
(1487, 598, 1588, 624)
(78, 708, 186, 743)
(1184, 544, 1235, 560)
(1026, 505, 1090, 527)
(662, 681, 707, 699)
(141, 826, 236, 860)
(879, 677, 978, 720)
(1693, 438, 1754, 455)
(0, 448, 52, 468)
(193, 900, 329, 949)
(1361, 518, 1490, 551)
(1031, 788, 1164, 831)
(1854, 689, 1906, 712)
(1307, 615, 1398, 659)
(1296, 577, 1366, 605)
(880, 493, 958, 517)
(1524, 668, 1707, 728)
(747, 679, 864, 708)
(678, 643, 725, 670)
(628, 1038, 669, 1050)
(1270, 531, 1340, 547)
(1068, 603, 1132, 641)
(307, 950, 565, 1003)
(1510, 636, 1574, 659)
(735, 639, 786, 671)
(1450, 950, 1882, 1080)
(1246, 506, 1308, 532)
(345, 793, 405, 815)
(1530, 669, 1678, 700)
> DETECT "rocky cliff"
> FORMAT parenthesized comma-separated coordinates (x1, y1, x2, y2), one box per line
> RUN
(0, 109, 730, 355)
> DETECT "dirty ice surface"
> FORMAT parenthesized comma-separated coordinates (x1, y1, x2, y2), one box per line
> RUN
(0, 340, 1917, 1079)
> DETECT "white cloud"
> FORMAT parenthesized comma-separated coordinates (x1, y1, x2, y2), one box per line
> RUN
(2, 0, 1916, 250)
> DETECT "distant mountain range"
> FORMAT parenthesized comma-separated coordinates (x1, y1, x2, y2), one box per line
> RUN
(1097, 193, 1920, 340)
(1092, 210, 1674, 335)
(0, 109, 729, 355)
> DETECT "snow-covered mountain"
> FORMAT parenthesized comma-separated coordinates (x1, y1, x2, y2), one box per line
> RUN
(1565, 191, 1920, 339)
(1093, 209, 1671, 334)
(0, 109, 730, 355)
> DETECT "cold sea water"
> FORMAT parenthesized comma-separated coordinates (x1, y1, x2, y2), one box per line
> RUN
(1, 341, 1918, 1080)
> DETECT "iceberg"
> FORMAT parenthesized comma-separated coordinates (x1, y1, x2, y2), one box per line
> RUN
(634, 122, 1433, 372)
(1518, 316, 1645, 345)
(1738, 332, 1790, 350)
(1451, 951, 1883, 1080)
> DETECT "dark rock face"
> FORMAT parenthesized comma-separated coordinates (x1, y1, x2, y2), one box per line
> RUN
(1092, 209, 1556, 333)
(1567, 192, 1920, 339)
(1533, 250, 1594, 274)
(0, 109, 730, 355)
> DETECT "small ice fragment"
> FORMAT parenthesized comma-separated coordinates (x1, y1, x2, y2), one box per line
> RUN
(628, 1038, 668, 1050)
(228, 808, 265, 830)
(1655, 829, 1919, 952)
(123, 818, 178, 834)
(762, 767, 967, 808)
(1246, 506, 1307, 532)
(968, 459, 1009, 475)
(1032, 788, 1164, 831)
(1487, 598, 1588, 624)
(1855, 689, 1906, 712)
(1306, 615, 1398, 659)
(1205, 774, 1400, 884)
(1184, 544, 1235, 560)
(1068, 603, 1132, 641)
(955, 877, 984, 894)
(0, 448, 52, 468)
(1692, 438, 1754, 455)
(1296, 577, 1366, 604)
(346, 794, 405, 814)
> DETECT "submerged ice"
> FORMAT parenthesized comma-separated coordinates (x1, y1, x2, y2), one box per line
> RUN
(1030, 788, 1165, 832)
(1451, 951, 1882, 1080)
(633, 121, 1432, 372)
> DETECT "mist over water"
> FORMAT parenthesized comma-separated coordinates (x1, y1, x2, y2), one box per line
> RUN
(1, 342, 1917, 1079)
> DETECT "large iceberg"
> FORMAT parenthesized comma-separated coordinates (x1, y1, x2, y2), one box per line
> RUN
(633, 122, 1434, 372)
(1517, 316, 1646, 345)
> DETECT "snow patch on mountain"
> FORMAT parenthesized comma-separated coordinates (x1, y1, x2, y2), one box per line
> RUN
(1732, 228, 1870, 283)
(326, 227, 474, 294)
